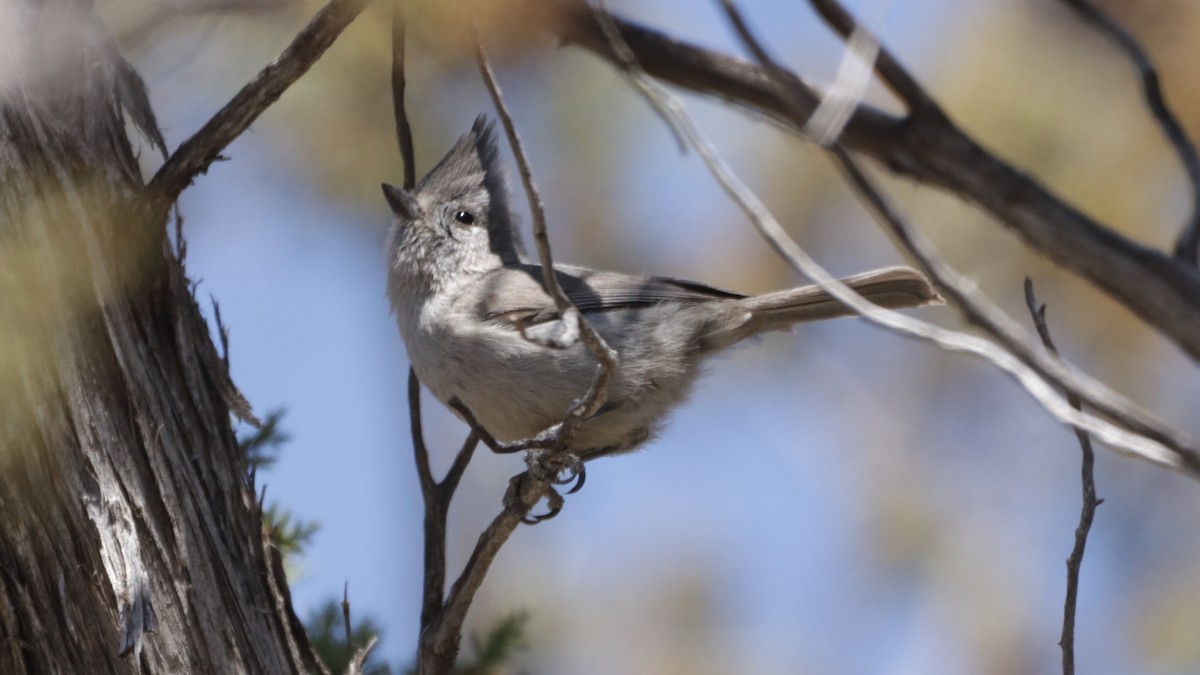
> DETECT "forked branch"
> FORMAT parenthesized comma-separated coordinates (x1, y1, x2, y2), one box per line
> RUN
(1053, 0, 1200, 265)
(403, 19, 625, 675)
(148, 0, 370, 210)
(593, 0, 1200, 477)
(528, 0, 1200, 361)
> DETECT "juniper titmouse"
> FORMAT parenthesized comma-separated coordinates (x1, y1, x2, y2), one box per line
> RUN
(384, 116, 939, 459)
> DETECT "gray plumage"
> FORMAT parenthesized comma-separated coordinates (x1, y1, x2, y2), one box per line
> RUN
(385, 116, 940, 458)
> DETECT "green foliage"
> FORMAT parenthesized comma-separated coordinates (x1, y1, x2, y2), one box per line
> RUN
(263, 502, 319, 560)
(396, 612, 531, 675)
(239, 409, 290, 472)
(236, 410, 319, 561)
(237, 411, 530, 674)
(236, 413, 390, 672)
(308, 600, 392, 675)
(460, 611, 530, 675)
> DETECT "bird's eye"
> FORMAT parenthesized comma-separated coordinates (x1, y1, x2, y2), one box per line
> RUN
(453, 210, 475, 225)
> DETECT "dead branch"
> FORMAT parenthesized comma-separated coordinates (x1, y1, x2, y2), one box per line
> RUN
(1024, 280, 1104, 675)
(737, 0, 1200, 471)
(148, 0, 371, 210)
(1052, 0, 1200, 265)
(523, 0, 1200, 362)
(594, 0, 1199, 477)
(391, 0, 417, 191)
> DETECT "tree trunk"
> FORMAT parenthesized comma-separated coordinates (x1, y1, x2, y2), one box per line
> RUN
(0, 3, 322, 673)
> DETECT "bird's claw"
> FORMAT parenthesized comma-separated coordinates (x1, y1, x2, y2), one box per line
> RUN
(521, 487, 564, 524)
(551, 455, 586, 494)
(514, 450, 585, 524)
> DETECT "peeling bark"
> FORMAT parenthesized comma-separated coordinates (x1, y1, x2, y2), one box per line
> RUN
(0, 3, 323, 673)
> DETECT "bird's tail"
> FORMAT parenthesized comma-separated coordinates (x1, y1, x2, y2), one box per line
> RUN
(702, 267, 941, 351)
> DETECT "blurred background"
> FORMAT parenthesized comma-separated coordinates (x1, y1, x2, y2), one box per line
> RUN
(101, 0, 1200, 672)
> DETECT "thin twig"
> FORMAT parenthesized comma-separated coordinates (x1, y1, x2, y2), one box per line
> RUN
(835, 146, 1200, 471)
(718, 0, 1200, 475)
(345, 635, 379, 675)
(474, 40, 619, 448)
(411, 389, 481, 643)
(391, 4, 438, 507)
(1053, 0, 1200, 266)
(721, 0, 931, 136)
(599, 0, 1200, 474)
(417, 432, 481, 636)
(211, 296, 231, 368)
(391, 0, 417, 191)
(418, 472, 547, 675)
(1023, 279, 1103, 675)
(341, 583, 352, 666)
(442, 432, 481, 496)
(385, 3, 479, 650)
(415, 453, 547, 674)
(408, 368, 435, 496)
(385, 6, 484, 638)
(588, 1, 688, 153)
(147, 0, 370, 209)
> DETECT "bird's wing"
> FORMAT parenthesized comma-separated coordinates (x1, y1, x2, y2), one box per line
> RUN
(475, 263, 745, 325)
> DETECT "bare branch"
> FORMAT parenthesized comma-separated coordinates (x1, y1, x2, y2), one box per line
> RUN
(211, 296, 231, 368)
(1053, 0, 1200, 266)
(411, 407, 556, 672)
(801, 0, 885, 146)
(385, 7, 482, 648)
(147, 0, 370, 208)
(408, 368, 435, 496)
(341, 583, 353, 665)
(414, 442, 552, 673)
(444, 432, 482, 495)
(588, 1, 688, 153)
(533, 1, 1200, 361)
(805, 0, 935, 113)
(410, 386, 481, 641)
(391, 0, 417, 191)
(1023, 280, 1103, 675)
(830, 146, 1200, 472)
(600, 2, 1200, 477)
(345, 635, 379, 675)
(415, 432, 481, 639)
(717, 0, 1200, 473)
(418, 471, 549, 675)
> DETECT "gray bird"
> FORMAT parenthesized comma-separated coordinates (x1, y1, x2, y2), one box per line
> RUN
(384, 116, 939, 462)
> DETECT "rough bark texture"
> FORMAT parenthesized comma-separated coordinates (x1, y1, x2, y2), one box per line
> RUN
(0, 3, 323, 673)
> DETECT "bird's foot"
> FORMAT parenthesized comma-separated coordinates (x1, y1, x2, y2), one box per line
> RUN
(451, 397, 602, 523)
